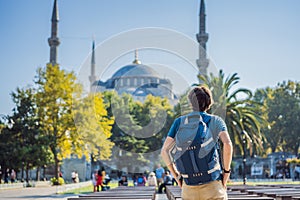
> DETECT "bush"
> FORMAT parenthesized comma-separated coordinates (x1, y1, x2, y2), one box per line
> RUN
(50, 177, 65, 185)
(286, 158, 300, 164)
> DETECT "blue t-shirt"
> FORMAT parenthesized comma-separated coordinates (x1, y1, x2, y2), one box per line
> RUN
(167, 111, 227, 140)
(155, 167, 165, 179)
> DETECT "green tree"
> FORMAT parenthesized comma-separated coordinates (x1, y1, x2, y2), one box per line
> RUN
(138, 95, 174, 152)
(254, 81, 300, 155)
(0, 87, 50, 183)
(198, 70, 267, 156)
(103, 92, 174, 172)
(35, 63, 82, 180)
(0, 115, 15, 176)
(173, 89, 192, 118)
(105, 92, 149, 172)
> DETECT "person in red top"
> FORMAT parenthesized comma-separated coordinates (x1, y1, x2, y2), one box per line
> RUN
(96, 170, 103, 192)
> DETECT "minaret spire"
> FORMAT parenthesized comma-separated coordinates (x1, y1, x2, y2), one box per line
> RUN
(196, 0, 209, 76)
(199, 0, 206, 35)
(89, 40, 97, 92)
(132, 49, 141, 64)
(48, 0, 60, 66)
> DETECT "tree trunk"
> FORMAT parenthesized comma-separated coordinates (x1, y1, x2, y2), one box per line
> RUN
(271, 145, 276, 153)
(55, 157, 59, 181)
(90, 154, 94, 179)
(295, 144, 299, 157)
(43, 165, 46, 181)
(21, 164, 24, 182)
(50, 142, 59, 184)
(36, 166, 40, 181)
(25, 165, 29, 186)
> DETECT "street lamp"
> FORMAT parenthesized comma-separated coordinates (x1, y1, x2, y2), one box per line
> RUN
(241, 130, 247, 185)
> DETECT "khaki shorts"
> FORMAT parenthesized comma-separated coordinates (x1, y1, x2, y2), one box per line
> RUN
(157, 178, 163, 185)
(182, 180, 227, 200)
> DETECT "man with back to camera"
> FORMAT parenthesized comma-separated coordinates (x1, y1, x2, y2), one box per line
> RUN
(161, 86, 233, 200)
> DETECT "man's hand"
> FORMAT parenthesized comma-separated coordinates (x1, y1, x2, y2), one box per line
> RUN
(222, 173, 230, 189)
(175, 175, 183, 188)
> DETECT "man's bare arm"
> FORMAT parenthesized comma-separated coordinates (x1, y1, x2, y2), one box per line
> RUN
(161, 136, 182, 187)
(219, 131, 233, 188)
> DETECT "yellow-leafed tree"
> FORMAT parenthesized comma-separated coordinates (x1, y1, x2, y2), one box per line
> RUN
(73, 93, 114, 161)
(35, 64, 114, 180)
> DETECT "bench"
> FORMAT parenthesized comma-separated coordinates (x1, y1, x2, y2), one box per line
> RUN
(67, 186, 156, 200)
(230, 184, 300, 200)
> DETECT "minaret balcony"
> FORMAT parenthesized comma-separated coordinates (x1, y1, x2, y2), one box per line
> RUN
(48, 37, 60, 46)
(196, 33, 208, 43)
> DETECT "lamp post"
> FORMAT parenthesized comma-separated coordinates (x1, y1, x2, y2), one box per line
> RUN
(241, 130, 247, 185)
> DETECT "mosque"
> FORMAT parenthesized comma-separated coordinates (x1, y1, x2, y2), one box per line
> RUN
(46, 0, 210, 181)
(48, 0, 210, 103)
(91, 48, 175, 103)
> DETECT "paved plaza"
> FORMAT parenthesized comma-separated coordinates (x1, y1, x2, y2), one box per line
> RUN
(0, 185, 77, 200)
(0, 183, 168, 200)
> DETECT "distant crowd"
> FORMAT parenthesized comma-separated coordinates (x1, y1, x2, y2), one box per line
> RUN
(0, 167, 16, 184)
(92, 164, 177, 194)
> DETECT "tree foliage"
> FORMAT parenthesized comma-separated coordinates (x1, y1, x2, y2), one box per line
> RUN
(254, 81, 300, 155)
(0, 64, 115, 180)
(198, 70, 267, 156)
(0, 87, 50, 182)
(73, 93, 114, 161)
(35, 63, 84, 179)
(103, 91, 174, 172)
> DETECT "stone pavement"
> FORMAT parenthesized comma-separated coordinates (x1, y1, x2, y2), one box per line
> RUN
(0, 183, 169, 200)
(156, 193, 169, 200)
(0, 184, 78, 200)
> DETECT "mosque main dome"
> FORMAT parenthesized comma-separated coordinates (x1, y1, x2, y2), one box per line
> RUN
(93, 51, 176, 103)
(111, 64, 160, 78)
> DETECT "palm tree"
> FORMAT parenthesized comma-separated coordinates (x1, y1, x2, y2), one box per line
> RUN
(197, 70, 267, 156)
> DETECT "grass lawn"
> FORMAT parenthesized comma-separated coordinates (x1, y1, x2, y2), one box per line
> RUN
(62, 180, 300, 195)
(61, 180, 135, 195)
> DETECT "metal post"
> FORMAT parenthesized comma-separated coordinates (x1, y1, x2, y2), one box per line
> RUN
(242, 130, 247, 185)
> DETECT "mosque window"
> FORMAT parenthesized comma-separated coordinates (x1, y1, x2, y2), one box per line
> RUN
(127, 78, 130, 86)
(130, 78, 134, 86)
(134, 78, 137, 86)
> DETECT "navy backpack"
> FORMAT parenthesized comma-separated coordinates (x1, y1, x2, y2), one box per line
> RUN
(170, 114, 223, 185)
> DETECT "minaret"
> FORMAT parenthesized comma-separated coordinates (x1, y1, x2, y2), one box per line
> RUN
(89, 40, 97, 92)
(48, 0, 60, 66)
(196, 0, 209, 76)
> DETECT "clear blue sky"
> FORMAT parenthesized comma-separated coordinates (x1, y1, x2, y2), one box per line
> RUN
(0, 0, 299, 115)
